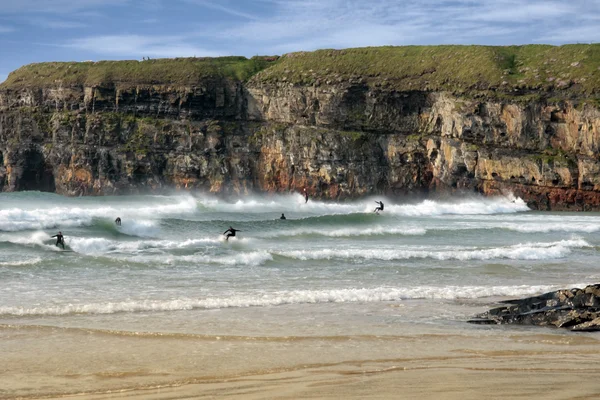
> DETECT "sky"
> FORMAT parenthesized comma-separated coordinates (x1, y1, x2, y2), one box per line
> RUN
(0, 0, 599, 83)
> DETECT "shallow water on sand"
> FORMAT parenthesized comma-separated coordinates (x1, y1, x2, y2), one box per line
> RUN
(2, 191, 600, 398)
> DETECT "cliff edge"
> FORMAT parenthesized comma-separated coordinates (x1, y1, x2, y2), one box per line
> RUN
(1, 45, 599, 209)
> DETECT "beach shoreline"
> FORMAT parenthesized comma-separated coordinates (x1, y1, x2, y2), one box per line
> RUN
(3, 318, 600, 400)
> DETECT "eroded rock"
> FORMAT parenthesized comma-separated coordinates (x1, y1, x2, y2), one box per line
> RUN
(469, 284, 600, 331)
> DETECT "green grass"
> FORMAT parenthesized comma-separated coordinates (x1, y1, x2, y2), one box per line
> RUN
(252, 44, 600, 97)
(2, 45, 599, 100)
(1, 56, 276, 88)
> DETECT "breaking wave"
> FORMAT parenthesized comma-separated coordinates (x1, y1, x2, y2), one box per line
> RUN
(0, 195, 197, 232)
(276, 239, 590, 261)
(0, 284, 561, 316)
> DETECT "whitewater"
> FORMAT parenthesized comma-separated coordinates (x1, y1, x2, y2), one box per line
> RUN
(1, 191, 599, 319)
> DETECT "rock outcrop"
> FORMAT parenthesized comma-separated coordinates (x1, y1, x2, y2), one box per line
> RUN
(468, 284, 600, 331)
(0, 46, 599, 209)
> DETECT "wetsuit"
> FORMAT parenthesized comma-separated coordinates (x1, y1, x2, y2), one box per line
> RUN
(52, 233, 65, 249)
(223, 227, 240, 241)
(304, 190, 309, 203)
(280, 214, 286, 220)
(374, 201, 384, 213)
(115, 217, 121, 226)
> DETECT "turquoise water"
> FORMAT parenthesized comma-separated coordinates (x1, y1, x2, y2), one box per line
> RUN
(1, 191, 599, 329)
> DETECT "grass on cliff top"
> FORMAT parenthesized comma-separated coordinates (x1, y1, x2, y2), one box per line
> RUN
(252, 44, 600, 96)
(3, 45, 599, 97)
(1, 56, 276, 88)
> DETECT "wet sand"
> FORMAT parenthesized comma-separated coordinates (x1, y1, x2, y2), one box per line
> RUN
(3, 323, 600, 400)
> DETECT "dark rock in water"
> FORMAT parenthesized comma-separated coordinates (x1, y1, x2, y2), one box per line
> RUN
(468, 284, 600, 331)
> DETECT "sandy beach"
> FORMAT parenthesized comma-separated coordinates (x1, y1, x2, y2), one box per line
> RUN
(3, 319, 600, 400)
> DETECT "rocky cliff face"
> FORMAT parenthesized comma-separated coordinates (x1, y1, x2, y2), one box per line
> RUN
(1, 47, 599, 209)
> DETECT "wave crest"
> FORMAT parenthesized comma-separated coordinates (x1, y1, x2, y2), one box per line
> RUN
(0, 284, 562, 316)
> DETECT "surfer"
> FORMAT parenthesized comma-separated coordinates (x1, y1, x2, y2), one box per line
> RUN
(303, 188, 309, 203)
(115, 217, 121, 226)
(374, 200, 384, 214)
(280, 213, 286, 220)
(223, 226, 241, 241)
(51, 231, 65, 250)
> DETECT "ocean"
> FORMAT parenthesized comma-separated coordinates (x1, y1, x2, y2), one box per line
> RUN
(2, 191, 600, 398)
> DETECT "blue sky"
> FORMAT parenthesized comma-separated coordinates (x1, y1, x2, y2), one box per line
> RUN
(1, 0, 599, 83)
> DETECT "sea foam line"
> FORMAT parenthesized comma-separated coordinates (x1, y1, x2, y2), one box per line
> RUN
(0, 195, 197, 232)
(390, 197, 529, 216)
(67, 237, 222, 254)
(166, 250, 274, 267)
(200, 194, 528, 216)
(0, 257, 42, 267)
(276, 239, 590, 261)
(260, 226, 427, 238)
(0, 284, 562, 316)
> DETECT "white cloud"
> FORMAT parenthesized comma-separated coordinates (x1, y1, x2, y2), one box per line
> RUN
(67, 35, 223, 58)
(212, 0, 600, 51)
(462, 2, 576, 23)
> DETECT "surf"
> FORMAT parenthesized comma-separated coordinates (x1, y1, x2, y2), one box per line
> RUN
(0, 283, 573, 317)
(275, 238, 591, 261)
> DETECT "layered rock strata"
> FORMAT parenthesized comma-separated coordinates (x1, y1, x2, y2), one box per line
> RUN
(0, 46, 599, 209)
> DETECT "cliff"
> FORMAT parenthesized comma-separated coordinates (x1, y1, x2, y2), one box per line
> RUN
(1, 45, 599, 209)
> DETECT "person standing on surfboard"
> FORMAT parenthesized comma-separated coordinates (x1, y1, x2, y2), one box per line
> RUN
(374, 201, 384, 214)
(51, 232, 65, 250)
(115, 217, 121, 226)
(223, 227, 241, 241)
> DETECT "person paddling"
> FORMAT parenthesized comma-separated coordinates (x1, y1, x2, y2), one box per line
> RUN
(52, 231, 65, 250)
(223, 226, 241, 241)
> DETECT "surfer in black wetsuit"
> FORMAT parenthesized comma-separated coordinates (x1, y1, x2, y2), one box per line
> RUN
(280, 213, 286, 220)
(303, 188, 309, 203)
(223, 226, 241, 241)
(52, 232, 65, 249)
(374, 201, 384, 214)
(115, 217, 121, 226)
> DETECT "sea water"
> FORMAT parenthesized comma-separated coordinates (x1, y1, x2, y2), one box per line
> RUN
(1, 191, 600, 396)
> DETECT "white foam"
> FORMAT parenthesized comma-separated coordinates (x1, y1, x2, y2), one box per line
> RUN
(261, 226, 427, 238)
(0, 193, 530, 234)
(199, 193, 360, 214)
(167, 251, 273, 266)
(0, 257, 42, 267)
(117, 220, 159, 237)
(503, 223, 600, 233)
(390, 196, 529, 216)
(277, 239, 590, 261)
(1, 231, 63, 251)
(67, 236, 221, 254)
(0, 284, 563, 316)
(0, 195, 197, 232)
(68, 237, 131, 254)
(198, 194, 528, 217)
